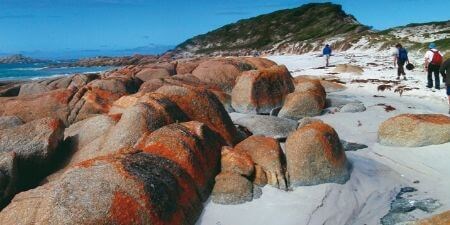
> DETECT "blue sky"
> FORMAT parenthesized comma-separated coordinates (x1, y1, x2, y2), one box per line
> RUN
(0, 0, 449, 57)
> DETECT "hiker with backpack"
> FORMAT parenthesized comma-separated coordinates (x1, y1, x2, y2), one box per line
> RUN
(440, 57, 450, 114)
(323, 44, 332, 67)
(424, 43, 443, 89)
(394, 43, 409, 80)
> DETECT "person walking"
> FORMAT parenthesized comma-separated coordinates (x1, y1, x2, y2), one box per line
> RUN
(394, 43, 409, 80)
(424, 43, 443, 89)
(440, 57, 450, 114)
(323, 44, 332, 67)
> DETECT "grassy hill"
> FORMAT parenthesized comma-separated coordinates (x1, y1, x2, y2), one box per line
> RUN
(176, 3, 369, 54)
(174, 3, 449, 56)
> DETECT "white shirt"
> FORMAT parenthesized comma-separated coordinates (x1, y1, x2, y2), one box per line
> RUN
(424, 48, 442, 62)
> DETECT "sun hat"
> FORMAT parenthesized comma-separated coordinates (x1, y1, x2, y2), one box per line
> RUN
(428, 43, 436, 49)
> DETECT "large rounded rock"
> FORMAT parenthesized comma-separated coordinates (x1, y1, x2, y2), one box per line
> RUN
(294, 78, 326, 96)
(241, 57, 277, 70)
(135, 121, 224, 198)
(234, 135, 287, 190)
(16, 74, 98, 97)
(18, 82, 51, 96)
(211, 172, 253, 205)
(378, 114, 450, 147)
(192, 58, 254, 93)
(176, 59, 204, 74)
(156, 85, 239, 145)
(135, 68, 171, 81)
(138, 74, 212, 93)
(0, 117, 65, 197)
(320, 80, 347, 93)
(0, 151, 203, 225)
(64, 115, 116, 152)
(62, 99, 187, 171)
(0, 117, 64, 167)
(69, 77, 140, 123)
(231, 65, 294, 114)
(278, 90, 326, 120)
(0, 89, 75, 125)
(285, 121, 350, 187)
(0, 120, 226, 224)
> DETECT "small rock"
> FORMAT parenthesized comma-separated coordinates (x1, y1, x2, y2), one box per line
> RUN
(211, 172, 253, 205)
(233, 114, 298, 140)
(333, 64, 364, 75)
(278, 91, 326, 120)
(340, 102, 366, 113)
(235, 135, 287, 190)
(341, 140, 368, 151)
(326, 96, 361, 108)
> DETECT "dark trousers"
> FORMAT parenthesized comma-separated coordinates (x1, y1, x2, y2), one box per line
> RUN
(397, 60, 406, 76)
(428, 64, 440, 88)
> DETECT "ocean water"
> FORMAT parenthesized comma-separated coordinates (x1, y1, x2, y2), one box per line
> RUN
(0, 63, 115, 81)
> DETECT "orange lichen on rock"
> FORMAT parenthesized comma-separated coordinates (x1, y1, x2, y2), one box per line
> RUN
(304, 122, 346, 167)
(0, 88, 75, 124)
(241, 57, 277, 70)
(156, 85, 237, 146)
(399, 114, 450, 124)
(51, 88, 76, 104)
(378, 113, 450, 147)
(234, 135, 287, 189)
(47, 118, 64, 130)
(412, 210, 450, 225)
(231, 65, 294, 114)
(108, 113, 123, 122)
(110, 191, 143, 225)
(84, 88, 122, 113)
(221, 147, 255, 177)
(135, 122, 223, 199)
(286, 121, 350, 187)
(138, 140, 207, 188)
(191, 58, 248, 93)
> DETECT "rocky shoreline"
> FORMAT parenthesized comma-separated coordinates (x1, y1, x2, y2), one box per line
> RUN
(0, 56, 449, 224)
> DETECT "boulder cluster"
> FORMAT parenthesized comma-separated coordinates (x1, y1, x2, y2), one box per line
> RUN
(0, 56, 352, 224)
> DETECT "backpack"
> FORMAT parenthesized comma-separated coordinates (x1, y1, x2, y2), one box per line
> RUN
(398, 48, 408, 61)
(430, 50, 443, 65)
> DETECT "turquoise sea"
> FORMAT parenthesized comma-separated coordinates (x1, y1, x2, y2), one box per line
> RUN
(0, 63, 114, 81)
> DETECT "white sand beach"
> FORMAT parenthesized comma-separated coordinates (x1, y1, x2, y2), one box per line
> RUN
(197, 52, 450, 225)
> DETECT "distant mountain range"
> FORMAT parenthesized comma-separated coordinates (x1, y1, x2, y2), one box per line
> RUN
(0, 54, 49, 64)
(0, 44, 174, 61)
(175, 2, 450, 56)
